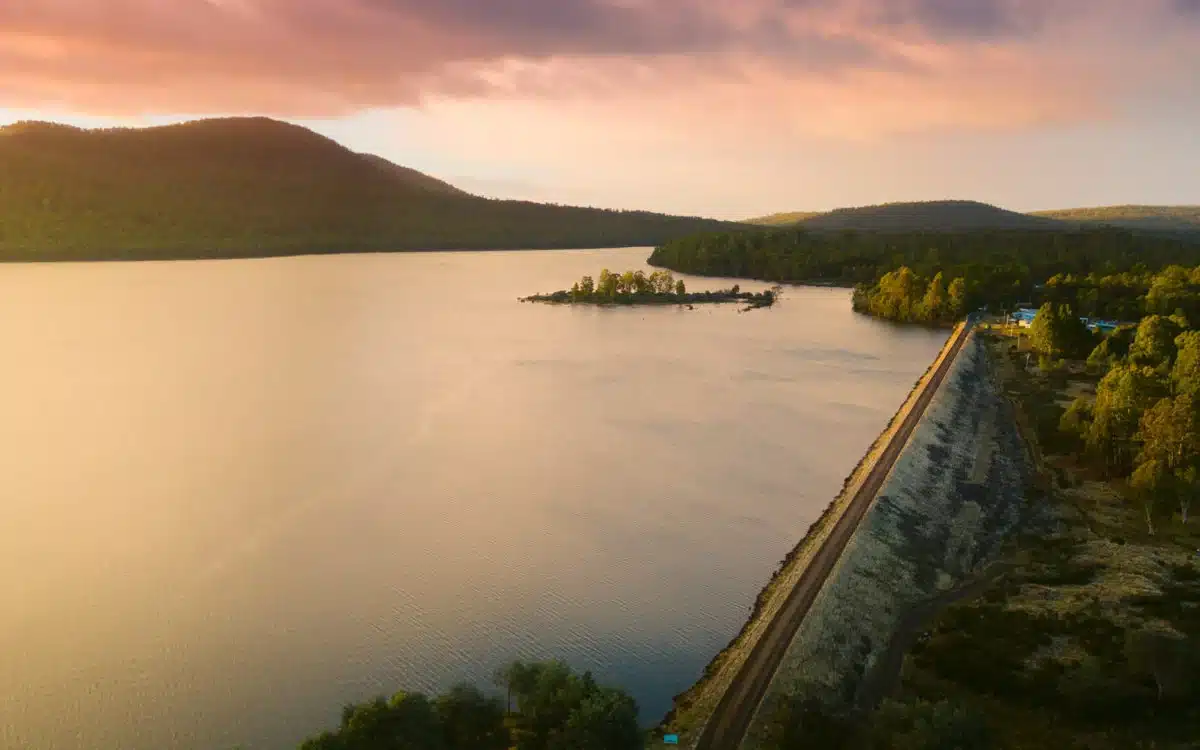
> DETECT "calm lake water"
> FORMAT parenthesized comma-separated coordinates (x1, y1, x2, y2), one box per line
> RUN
(0, 248, 947, 750)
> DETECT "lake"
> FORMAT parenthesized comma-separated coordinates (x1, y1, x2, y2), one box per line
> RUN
(0, 248, 947, 750)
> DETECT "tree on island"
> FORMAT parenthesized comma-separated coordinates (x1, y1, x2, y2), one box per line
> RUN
(526, 269, 768, 309)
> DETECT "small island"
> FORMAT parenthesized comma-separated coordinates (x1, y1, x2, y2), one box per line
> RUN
(521, 269, 778, 310)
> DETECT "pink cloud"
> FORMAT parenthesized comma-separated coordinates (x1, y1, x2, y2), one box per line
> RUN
(1, 1, 1197, 136)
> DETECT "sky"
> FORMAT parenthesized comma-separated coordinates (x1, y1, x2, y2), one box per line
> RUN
(2, 0, 1199, 220)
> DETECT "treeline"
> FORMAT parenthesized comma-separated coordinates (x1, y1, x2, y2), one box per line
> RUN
(298, 660, 640, 750)
(1040, 264, 1200, 322)
(648, 227, 1200, 315)
(0, 119, 746, 261)
(851, 268, 967, 324)
(570, 268, 687, 298)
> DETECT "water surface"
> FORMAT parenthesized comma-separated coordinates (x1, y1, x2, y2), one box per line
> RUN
(0, 248, 947, 749)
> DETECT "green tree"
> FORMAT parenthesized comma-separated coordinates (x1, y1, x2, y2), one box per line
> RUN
(875, 266, 922, 321)
(1027, 303, 1060, 357)
(578, 275, 595, 296)
(434, 684, 508, 750)
(617, 271, 636, 295)
(1137, 394, 1199, 474)
(1171, 330, 1200, 398)
(549, 688, 640, 750)
(596, 269, 618, 298)
(505, 661, 590, 750)
(919, 272, 948, 322)
(299, 732, 343, 750)
(631, 270, 651, 294)
(674, 279, 686, 296)
(1029, 303, 1092, 359)
(1137, 394, 1199, 525)
(1060, 396, 1093, 443)
(947, 277, 968, 319)
(1129, 315, 1182, 369)
(1087, 365, 1162, 475)
(1146, 265, 1191, 315)
(655, 270, 676, 294)
(1129, 459, 1167, 535)
(339, 692, 445, 750)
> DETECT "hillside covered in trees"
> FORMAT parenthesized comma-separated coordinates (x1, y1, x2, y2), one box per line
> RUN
(0, 118, 747, 261)
(799, 201, 1063, 232)
(1033, 205, 1200, 235)
(743, 202, 1200, 236)
(746, 211, 825, 226)
(743, 201, 1063, 231)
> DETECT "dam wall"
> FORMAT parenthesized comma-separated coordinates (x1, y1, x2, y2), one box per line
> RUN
(661, 324, 969, 746)
(740, 330, 1032, 748)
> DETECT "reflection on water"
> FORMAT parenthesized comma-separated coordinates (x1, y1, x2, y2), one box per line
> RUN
(0, 249, 947, 750)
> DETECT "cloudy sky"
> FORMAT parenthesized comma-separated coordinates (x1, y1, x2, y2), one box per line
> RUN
(2, 0, 1198, 219)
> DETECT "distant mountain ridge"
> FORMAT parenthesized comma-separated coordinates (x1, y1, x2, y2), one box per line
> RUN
(804, 200, 1062, 232)
(0, 116, 748, 261)
(747, 201, 1200, 236)
(1032, 205, 1200, 234)
(746, 200, 1061, 231)
(746, 211, 824, 226)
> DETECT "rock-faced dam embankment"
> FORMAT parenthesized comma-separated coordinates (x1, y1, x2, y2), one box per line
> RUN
(736, 329, 1031, 748)
(662, 326, 1031, 750)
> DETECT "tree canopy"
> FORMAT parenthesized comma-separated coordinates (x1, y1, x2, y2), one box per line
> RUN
(298, 661, 640, 750)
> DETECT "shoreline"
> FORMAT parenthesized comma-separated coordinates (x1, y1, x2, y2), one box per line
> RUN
(0, 244, 667, 265)
(657, 321, 965, 743)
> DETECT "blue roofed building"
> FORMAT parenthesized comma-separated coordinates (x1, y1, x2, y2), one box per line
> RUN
(1011, 308, 1038, 327)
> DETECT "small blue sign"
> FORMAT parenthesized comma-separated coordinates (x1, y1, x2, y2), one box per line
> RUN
(663, 734, 679, 745)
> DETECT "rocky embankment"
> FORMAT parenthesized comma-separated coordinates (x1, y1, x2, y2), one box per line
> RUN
(740, 330, 1031, 748)
(659, 326, 968, 746)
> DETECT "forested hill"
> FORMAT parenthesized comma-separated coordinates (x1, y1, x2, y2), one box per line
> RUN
(1032, 205, 1200, 235)
(747, 202, 1200, 236)
(746, 211, 824, 226)
(0, 117, 748, 261)
(748, 200, 1064, 231)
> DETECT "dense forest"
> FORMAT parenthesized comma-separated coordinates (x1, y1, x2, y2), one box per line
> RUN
(0, 118, 746, 261)
(296, 660, 641, 750)
(1034, 205, 1200, 235)
(649, 226, 1200, 320)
